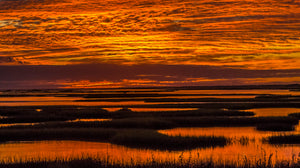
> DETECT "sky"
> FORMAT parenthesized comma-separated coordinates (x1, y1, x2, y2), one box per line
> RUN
(0, 0, 299, 89)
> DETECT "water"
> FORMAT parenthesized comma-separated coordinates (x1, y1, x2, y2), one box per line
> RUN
(66, 118, 112, 122)
(103, 107, 199, 112)
(0, 122, 39, 128)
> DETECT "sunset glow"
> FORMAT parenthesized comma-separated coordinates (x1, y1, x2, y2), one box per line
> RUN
(0, 0, 299, 88)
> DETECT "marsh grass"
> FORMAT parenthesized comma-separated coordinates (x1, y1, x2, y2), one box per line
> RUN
(2, 116, 298, 131)
(0, 128, 226, 150)
(110, 129, 227, 150)
(0, 114, 71, 123)
(0, 128, 117, 142)
(3, 116, 298, 131)
(144, 96, 300, 103)
(22, 117, 175, 129)
(266, 134, 300, 144)
(0, 106, 110, 118)
(127, 109, 255, 118)
(256, 123, 296, 131)
(169, 116, 299, 127)
(289, 112, 300, 119)
(0, 106, 254, 125)
(0, 154, 299, 168)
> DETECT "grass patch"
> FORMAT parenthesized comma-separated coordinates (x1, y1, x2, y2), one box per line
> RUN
(0, 106, 110, 118)
(111, 108, 254, 118)
(0, 107, 254, 124)
(168, 116, 299, 128)
(110, 129, 227, 150)
(0, 106, 111, 124)
(0, 114, 71, 123)
(0, 128, 227, 150)
(266, 134, 300, 144)
(0, 128, 117, 143)
(289, 112, 300, 119)
(0, 156, 299, 168)
(144, 96, 300, 103)
(256, 123, 296, 131)
(18, 117, 176, 129)
(3, 116, 298, 130)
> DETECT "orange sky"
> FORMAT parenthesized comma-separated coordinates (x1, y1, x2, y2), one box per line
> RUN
(0, 0, 299, 89)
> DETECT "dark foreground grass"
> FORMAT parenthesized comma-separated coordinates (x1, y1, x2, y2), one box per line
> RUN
(266, 134, 300, 144)
(0, 128, 227, 150)
(0, 156, 299, 168)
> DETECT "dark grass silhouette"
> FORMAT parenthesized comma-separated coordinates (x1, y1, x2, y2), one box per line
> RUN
(110, 129, 227, 150)
(256, 123, 296, 131)
(0, 154, 299, 168)
(266, 134, 300, 144)
(3, 116, 298, 130)
(289, 112, 300, 119)
(0, 106, 255, 124)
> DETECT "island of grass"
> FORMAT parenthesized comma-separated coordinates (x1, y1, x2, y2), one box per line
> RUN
(0, 128, 227, 151)
(266, 134, 300, 144)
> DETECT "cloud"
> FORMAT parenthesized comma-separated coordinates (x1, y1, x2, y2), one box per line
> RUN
(0, 0, 299, 74)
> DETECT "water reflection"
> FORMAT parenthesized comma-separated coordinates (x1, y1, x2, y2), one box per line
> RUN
(104, 108, 199, 112)
(0, 123, 39, 128)
(66, 118, 112, 122)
